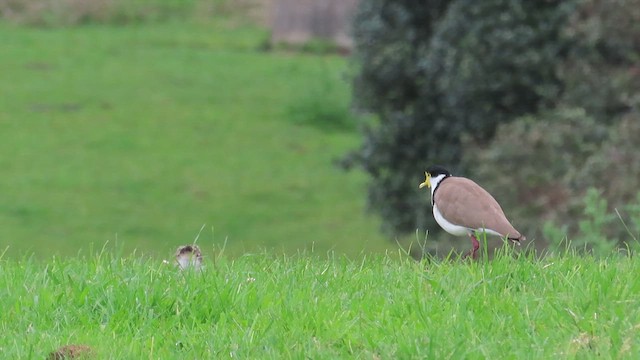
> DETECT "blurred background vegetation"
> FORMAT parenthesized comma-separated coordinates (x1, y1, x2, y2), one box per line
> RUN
(0, 0, 394, 258)
(1, 0, 638, 259)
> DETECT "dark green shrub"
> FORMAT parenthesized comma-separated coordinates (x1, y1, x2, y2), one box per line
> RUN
(544, 188, 640, 256)
(559, 0, 640, 122)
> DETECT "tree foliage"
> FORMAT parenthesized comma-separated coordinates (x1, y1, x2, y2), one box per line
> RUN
(559, 0, 640, 121)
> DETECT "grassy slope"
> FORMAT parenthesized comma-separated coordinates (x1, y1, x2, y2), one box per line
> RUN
(2, 251, 639, 359)
(0, 20, 391, 257)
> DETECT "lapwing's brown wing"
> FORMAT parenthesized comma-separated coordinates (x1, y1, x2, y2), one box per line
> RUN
(434, 177, 522, 240)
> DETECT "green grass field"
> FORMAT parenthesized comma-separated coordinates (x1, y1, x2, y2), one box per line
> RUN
(2, 249, 639, 359)
(0, 19, 394, 258)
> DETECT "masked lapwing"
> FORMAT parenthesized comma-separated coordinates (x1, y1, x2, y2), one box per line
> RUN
(419, 165, 525, 259)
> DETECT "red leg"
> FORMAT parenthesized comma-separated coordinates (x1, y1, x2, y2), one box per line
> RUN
(464, 234, 480, 260)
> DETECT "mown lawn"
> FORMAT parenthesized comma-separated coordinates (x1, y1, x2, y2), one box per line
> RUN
(0, 19, 391, 258)
(1, 250, 639, 359)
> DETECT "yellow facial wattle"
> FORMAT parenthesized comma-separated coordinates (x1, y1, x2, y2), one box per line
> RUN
(418, 172, 431, 189)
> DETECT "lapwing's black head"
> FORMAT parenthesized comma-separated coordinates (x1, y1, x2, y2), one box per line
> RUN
(425, 165, 451, 177)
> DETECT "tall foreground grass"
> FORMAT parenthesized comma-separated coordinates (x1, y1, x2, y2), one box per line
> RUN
(2, 249, 639, 358)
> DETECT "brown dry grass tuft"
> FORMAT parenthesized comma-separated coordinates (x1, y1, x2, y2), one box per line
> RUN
(47, 344, 94, 360)
(0, 0, 272, 26)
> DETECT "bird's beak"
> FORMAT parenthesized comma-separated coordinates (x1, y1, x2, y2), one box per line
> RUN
(418, 172, 431, 189)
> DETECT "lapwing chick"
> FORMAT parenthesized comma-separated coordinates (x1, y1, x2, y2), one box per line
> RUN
(419, 165, 525, 259)
(175, 245, 203, 270)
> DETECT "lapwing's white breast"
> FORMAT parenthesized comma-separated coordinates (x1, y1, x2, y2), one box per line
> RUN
(432, 203, 470, 236)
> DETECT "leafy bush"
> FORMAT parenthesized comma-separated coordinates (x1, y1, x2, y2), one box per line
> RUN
(544, 189, 640, 256)
(348, 0, 573, 235)
(559, 0, 640, 121)
(571, 188, 617, 255)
